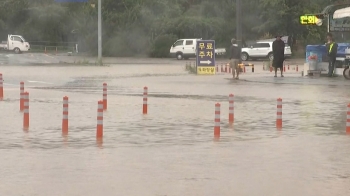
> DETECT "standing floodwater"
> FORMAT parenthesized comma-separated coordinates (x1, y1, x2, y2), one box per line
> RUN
(0, 61, 350, 196)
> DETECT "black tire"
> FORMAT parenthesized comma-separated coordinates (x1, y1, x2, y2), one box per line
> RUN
(176, 52, 183, 60)
(343, 67, 350, 80)
(14, 47, 21, 54)
(268, 53, 274, 61)
(241, 52, 249, 61)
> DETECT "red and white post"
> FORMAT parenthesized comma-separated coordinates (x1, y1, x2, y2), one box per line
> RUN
(214, 103, 220, 137)
(103, 83, 107, 110)
(20, 82, 24, 111)
(229, 94, 234, 124)
(62, 96, 68, 134)
(346, 104, 350, 133)
(23, 92, 29, 130)
(96, 100, 103, 138)
(276, 98, 282, 128)
(0, 73, 3, 101)
(143, 86, 148, 114)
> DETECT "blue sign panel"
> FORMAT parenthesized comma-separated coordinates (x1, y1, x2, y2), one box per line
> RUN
(196, 40, 216, 75)
(55, 0, 88, 2)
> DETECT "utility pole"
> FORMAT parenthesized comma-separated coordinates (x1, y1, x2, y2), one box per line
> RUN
(236, 0, 242, 61)
(98, 0, 102, 65)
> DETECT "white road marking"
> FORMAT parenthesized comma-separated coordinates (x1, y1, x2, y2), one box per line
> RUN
(27, 80, 54, 84)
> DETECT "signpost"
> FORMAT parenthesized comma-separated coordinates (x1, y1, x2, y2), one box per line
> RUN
(196, 40, 216, 75)
(55, 0, 102, 65)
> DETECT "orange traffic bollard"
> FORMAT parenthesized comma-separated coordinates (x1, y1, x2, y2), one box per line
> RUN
(221, 64, 224, 72)
(276, 98, 282, 128)
(346, 104, 350, 133)
(20, 82, 24, 111)
(229, 94, 234, 124)
(143, 86, 148, 114)
(270, 66, 272, 72)
(96, 100, 103, 138)
(296, 65, 299, 72)
(283, 65, 286, 72)
(62, 96, 68, 134)
(103, 83, 107, 110)
(23, 92, 29, 130)
(288, 65, 290, 70)
(0, 73, 3, 101)
(214, 103, 220, 137)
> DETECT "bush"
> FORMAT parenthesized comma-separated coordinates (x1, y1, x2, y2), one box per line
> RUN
(149, 34, 178, 58)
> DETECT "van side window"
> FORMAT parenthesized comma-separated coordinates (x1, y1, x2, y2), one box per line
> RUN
(174, 40, 184, 47)
(185, 40, 193, 45)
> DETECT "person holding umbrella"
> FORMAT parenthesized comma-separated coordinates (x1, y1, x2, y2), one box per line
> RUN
(272, 35, 285, 77)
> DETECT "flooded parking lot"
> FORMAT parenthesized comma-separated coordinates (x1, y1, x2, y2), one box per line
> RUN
(0, 61, 350, 195)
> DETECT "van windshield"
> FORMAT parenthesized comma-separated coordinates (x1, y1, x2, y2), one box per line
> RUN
(19, 36, 26, 42)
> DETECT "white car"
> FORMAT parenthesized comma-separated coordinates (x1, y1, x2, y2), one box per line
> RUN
(169, 38, 226, 60)
(241, 41, 291, 61)
(0, 35, 30, 54)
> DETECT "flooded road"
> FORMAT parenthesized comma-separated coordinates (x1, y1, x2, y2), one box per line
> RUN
(0, 62, 350, 195)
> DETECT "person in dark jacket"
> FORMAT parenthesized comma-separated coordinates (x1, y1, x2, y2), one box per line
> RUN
(229, 38, 240, 79)
(272, 35, 285, 77)
(326, 33, 338, 77)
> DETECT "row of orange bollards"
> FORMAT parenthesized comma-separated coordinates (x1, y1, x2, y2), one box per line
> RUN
(269, 64, 299, 72)
(0, 72, 349, 138)
(0, 74, 151, 140)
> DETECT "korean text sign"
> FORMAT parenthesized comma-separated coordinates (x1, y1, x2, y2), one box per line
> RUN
(196, 40, 216, 75)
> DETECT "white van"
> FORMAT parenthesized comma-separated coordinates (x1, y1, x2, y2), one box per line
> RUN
(0, 34, 30, 54)
(169, 38, 226, 60)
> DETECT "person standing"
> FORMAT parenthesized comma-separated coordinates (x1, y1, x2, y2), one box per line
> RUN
(272, 35, 285, 77)
(229, 38, 240, 79)
(326, 33, 338, 77)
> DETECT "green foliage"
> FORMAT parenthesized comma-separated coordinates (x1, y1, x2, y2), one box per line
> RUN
(149, 34, 178, 58)
(0, 0, 341, 57)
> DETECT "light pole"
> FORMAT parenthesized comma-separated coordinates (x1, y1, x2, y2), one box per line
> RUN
(98, 0, 102, 65)
(236, 0, 242, 60)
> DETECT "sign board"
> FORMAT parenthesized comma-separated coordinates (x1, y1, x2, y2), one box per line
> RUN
(196, 40, 216, 75)
(330, 14, 350, 32)
(299, 15, 319, 25)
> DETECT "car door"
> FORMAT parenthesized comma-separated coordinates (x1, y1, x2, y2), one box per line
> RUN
(183, 40, 195, 55)
(257, 43, 271, 57)
(171, 40, 184, 54)
(249, 43, 263, 57)
(9, 36, 24, 51)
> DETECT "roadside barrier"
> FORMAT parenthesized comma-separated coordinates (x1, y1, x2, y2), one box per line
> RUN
(62, 96, 69, 134)
(103, 83, 107, 110)
(229, 94, 234, 124)
(0, 73, 3, 100)
(347, 104, 350, 134)
(143, 86, 148, 114)
(214, 103, 220, 137)
(23, 92, 29, 131)
(276, 98, 282, 129)
(20, 82, 24, 111)
(96, 100, 103, 138)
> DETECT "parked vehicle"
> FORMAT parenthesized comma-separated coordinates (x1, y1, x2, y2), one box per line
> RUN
(241, 41, 292, 61)
(169, 38, 226, 60)
(0, 34, 30, 54)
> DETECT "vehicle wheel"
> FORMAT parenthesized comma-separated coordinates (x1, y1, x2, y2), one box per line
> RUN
(14, 47, 21, 54)
(268, 53, 274, 61)
(176, 53, 183, 60)
(241, 52, 249, 61)
(343, 67, 350, 80)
